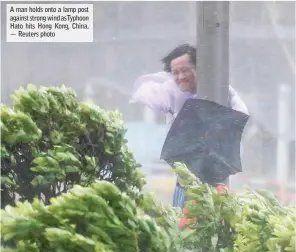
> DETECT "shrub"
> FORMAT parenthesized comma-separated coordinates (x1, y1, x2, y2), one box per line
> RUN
(172, 163, 296, 252)
(1, 84, 145, 207)
(2, 85, 294, 252)
(2, 162, 295, 252)
(1, 181, 171, 252)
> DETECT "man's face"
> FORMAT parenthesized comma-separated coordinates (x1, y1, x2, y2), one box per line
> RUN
(170, 54, 196, 92)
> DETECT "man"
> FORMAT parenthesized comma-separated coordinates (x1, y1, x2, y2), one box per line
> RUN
(161, 44, 248, 208)
(162, 44, 248, 112)
(130, 43, 248, 208)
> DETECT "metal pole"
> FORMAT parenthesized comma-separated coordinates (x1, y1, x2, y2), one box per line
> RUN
(196, 1, 231, 185)
(276, 83, 291, 184)
(196, 1, 230, 107)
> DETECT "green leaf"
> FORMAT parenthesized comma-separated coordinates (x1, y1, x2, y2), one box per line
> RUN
(211, 233, 218, 249)
(32, 157, 47, 166)
(1, 176, 16, 186)
(64, 166, 80, 173)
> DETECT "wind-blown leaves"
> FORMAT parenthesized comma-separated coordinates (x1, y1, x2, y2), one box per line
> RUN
(171, 163, 296, 252)
(1, 162, 295, 252)
(1, 181, 170, 252)
(1, 84, 145, 207)
(2, 85, 295, 252)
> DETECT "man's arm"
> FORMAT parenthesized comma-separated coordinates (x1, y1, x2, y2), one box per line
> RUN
(228, 85, 249, 115)
(228, 85, 249, 163)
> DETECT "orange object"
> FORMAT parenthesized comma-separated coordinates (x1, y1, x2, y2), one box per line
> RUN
(179, 184, 229, 228)
(179, 207, 191, 228)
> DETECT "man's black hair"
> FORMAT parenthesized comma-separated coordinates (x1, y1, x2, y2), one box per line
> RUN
(161, 44, 196, 72)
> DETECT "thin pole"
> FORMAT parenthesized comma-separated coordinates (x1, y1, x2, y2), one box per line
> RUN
(196, 1, 230, 106)
(196, 1, 231, 185)
(276, 83, 291, 183)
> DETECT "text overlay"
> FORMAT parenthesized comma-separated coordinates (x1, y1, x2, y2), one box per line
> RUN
(6, 4, 93, 42)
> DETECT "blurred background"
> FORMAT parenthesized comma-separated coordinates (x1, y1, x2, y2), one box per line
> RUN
(1, 1, 295, 205)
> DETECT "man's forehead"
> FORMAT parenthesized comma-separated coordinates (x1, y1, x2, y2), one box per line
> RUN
(171, 54, 192, 68)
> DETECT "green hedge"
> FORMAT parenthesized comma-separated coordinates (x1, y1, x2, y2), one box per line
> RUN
(1, 85, 295, 252)
(1, 84, 144, 207)
(2, 164, 295, 252)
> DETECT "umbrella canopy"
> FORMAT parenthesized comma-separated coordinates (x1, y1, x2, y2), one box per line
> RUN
(160, 98, 250, 185)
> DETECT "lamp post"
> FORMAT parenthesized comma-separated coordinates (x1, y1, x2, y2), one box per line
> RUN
(196, 1, 230, 106)
(196, 1, 231, 185)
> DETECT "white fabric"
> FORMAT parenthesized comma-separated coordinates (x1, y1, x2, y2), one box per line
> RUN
(132, 71, 249, 122)
(228, 85, 249, 115)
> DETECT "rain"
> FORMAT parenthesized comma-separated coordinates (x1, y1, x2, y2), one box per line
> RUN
(1, 1, 295, 206)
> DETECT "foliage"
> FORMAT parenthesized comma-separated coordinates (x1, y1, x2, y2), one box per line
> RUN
(172, 162, 296, 252)
(1, 84, 145, 207)
(1, 162, 295, 252)
(1, 84, 294, 251)
(1, 181, 171, 252)
(138, 192, 192, 251)
(233, 190, 295, 252)
(172, 163, 239, 251)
